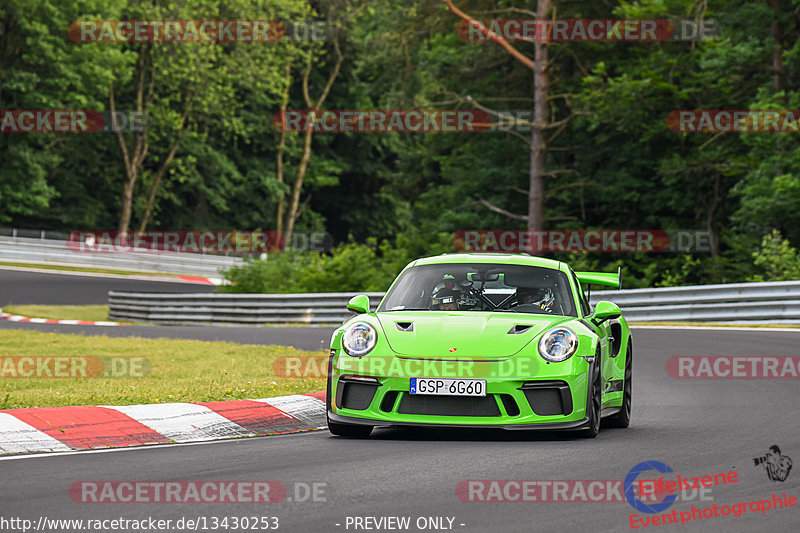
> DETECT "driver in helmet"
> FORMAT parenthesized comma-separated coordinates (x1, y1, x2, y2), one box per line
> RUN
(431, 286, 461, 311)
(514, 286, 555, 313)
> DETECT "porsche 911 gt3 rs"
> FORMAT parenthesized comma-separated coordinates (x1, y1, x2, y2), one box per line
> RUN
(326, 253, 632, 438)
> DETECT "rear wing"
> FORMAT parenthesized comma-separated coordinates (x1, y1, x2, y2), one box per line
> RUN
(575, 267, 622, 290)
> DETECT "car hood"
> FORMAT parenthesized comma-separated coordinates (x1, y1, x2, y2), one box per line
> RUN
(376, 312, 572, 360)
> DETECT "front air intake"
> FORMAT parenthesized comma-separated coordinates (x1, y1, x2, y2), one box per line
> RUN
(519, 381, 573, 416)
(336, 378, 379, 410)
(397, 394, 501, 417)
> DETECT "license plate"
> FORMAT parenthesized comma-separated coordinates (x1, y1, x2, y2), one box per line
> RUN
(409, 378, 486, 397)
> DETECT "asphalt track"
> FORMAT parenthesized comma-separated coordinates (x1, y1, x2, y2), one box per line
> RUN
(0, 268, 214, 305)
(0, 269, 331, 350)
(2, 327, 799, 532)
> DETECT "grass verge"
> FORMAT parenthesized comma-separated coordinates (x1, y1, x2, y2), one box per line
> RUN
(0, 330, 325, 409)
(2, 305, 111, 322)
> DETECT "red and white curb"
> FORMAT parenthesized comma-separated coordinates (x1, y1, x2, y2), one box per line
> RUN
(0, 392, 326, 455)
(0, 309, 128, 326)
(177, 275, 224, 285)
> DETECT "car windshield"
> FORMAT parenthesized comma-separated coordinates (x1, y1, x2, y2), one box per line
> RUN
(378, 263, 577, 316)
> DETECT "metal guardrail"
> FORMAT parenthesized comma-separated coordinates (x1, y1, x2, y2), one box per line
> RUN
(0, 235, 242, 277)
(0, 228, 70, 240)
(108, 292, 386, 325)
(107, 281, 800, 326)
(588, 281, 800, 323)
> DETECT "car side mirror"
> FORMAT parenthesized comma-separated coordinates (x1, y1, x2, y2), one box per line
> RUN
(592, 301, 621, 325)
(347, 294, 370, 314)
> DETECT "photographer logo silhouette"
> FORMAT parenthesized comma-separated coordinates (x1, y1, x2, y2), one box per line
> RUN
(753, 445, 793, 482)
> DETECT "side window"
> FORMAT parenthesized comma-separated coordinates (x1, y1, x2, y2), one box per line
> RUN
(571, 272, 592, 317)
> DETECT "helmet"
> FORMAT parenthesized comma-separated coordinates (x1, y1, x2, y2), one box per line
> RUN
(515, 286, 555, 311)
(431, 287, 461, 310)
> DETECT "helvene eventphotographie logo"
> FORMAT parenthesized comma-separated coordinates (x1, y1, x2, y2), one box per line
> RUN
(754, 445, 793, 482)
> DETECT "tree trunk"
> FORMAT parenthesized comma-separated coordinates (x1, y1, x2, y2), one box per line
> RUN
(443, 0, 548, 229)
(111, 77, 148, 233)
(119, 177, 136, 233)
(113, 49, 151, 233)
(138, 103, 191, 232)
(706, 173, 720, 281)
(767, 0, 783, 92)
(528, 0, 550, 231)
(281, 36, 343, 244)
(283, 127, 313, 242)
(276, 61, 292, 239)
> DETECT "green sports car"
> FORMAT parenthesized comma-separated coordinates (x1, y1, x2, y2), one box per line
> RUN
(326, 253, 632, 438)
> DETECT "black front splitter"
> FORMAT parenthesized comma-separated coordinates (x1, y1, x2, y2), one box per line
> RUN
(327, 411, 592, 431)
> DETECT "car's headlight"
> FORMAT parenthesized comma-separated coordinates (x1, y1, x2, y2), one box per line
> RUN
(342, 322, 377, 357)
(538, 327, 578, 362)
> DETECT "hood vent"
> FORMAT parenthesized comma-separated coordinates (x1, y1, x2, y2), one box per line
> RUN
(507, 324, 533, 335)
(395, 322, 414, 332)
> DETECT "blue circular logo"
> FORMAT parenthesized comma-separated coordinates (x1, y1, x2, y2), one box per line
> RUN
(624, 461, 677, 514)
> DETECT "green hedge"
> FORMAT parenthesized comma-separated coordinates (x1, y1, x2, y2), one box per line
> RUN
(218, 234, 451, 293)
(219, 231, 799, 293)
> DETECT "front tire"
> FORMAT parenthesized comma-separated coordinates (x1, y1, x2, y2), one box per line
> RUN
(328, 420, 373, 438)
(579, 352, 602, 438)
(606, 341, 632, 428)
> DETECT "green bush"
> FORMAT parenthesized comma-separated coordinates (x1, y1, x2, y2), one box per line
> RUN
(218, 234, 451, 293)
(749, 230, 800, 282)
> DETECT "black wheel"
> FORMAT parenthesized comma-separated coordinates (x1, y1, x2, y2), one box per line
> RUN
(328, 420, 373, 438)
(579, 352, 602, 438)
(606, 341, 632, 428)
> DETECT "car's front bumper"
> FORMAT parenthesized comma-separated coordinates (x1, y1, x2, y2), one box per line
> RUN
(328, 355, 593, 429)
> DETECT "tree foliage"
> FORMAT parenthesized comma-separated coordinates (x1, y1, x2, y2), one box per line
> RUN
(1, 0, 799, 290)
